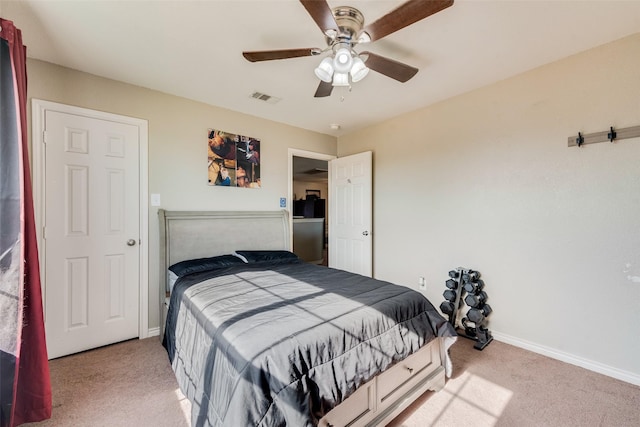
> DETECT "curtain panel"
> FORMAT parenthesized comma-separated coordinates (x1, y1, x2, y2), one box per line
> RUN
(0, 18, 51, 427)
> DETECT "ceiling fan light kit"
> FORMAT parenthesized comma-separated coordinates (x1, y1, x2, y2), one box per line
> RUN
(314, 43, 369, 87)
(243, 0, 455, 98)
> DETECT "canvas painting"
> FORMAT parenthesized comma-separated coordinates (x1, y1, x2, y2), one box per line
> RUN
(207, 129, 261, 188)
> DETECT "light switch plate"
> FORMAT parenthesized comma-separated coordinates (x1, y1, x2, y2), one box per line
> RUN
(151, 193, 161, 206)
(279, 197, 286, 208)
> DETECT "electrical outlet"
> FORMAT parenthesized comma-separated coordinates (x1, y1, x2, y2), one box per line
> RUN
(418, 276, 426, 290)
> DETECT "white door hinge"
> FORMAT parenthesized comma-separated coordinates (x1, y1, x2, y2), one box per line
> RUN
(43, 130, 48, 143)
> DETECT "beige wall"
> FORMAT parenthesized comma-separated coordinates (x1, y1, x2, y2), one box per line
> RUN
(338, 33, 640, 380)
(26, 59, 337, 330)
(25, 33, 640, 381)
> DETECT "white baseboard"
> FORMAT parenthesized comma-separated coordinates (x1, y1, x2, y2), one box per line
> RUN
(491, 331, 640, 386)
(146, 327, 160, 338)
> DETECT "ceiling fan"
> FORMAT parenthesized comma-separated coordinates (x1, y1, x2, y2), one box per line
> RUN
(243, 0, 454, 98)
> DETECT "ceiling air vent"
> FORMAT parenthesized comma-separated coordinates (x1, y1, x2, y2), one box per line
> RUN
(250, 91, 281, 105)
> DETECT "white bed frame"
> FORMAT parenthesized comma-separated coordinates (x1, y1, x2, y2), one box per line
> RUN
(158, 209, 450, 427)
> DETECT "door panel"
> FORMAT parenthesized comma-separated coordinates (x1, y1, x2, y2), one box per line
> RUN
(329, 151, 372, 277)
(44, 111, 140, 359)
(66, 256, 88, 329)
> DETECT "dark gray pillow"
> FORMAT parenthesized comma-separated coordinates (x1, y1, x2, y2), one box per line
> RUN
(169, 254, 245, 277)
(233, 250, 301, 264)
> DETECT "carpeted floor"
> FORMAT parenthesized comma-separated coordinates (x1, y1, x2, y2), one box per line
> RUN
(24, 337, 639, 426)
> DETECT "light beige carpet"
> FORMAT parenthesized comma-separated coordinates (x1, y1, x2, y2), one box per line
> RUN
(24, 337, 639, 426)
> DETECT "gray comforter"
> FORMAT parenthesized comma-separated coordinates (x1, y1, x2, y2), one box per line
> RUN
(163, 261, 455, 427)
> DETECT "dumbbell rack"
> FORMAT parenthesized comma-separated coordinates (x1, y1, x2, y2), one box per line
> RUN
(439, 267, 493, 350)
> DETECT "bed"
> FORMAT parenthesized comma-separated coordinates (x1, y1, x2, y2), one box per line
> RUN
(159, 210, 456, 427)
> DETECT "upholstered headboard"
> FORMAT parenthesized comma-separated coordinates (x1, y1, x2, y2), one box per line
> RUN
(158, 209, 290, 294)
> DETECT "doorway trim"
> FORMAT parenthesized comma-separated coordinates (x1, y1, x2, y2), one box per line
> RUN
(288, 149, 335, 249)
(31, 99, 150, 339)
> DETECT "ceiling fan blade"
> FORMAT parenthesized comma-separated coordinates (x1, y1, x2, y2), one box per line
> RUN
(300, 0, 339, 35)
(243, 48, 319, 62)
(362, 52, 418, 83)
(314, 80, 333, 98)
(362, 0, 454, 42)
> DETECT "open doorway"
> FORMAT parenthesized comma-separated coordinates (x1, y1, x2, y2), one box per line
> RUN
(289, 150, 334, 266)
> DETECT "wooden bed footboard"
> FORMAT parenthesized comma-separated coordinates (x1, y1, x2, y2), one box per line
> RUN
(319, 337, 446, 427)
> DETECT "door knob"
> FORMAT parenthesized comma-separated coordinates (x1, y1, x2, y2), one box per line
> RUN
(127, 239, 137, 246)
(362, 231, 369, 236)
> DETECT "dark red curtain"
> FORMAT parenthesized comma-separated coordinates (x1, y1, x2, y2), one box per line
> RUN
(0, 18, 52, 427)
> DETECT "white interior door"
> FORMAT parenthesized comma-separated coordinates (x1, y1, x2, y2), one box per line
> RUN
(329, 151, 372, 277)
(43, 110, 140, 359)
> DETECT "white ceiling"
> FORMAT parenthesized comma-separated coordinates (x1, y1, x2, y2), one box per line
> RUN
(2, 0, 639, 137)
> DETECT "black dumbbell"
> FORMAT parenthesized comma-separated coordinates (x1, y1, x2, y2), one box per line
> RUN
(443, 289, 457, 302)
(445, 279, 458, 289)
(464, 291, 487, 308)
(467, 304, 492, 323)
(463, 279, 484, 294)
(461, 270, 479, 282)
(462, 270, 480, 283)
(461, 317, 477, 337)
(440, 301, 455, 315)
(448, 270, 460, 279)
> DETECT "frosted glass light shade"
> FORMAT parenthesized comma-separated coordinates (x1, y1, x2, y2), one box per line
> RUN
(350, 57, 369, 82)
(314, 57, 334, 83)
(332, 72, 349, 87)
(333, 47, 353, 74)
